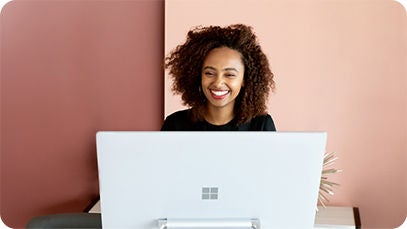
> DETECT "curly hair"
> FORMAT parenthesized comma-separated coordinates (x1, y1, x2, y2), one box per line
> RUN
(165, 24, 275, 124)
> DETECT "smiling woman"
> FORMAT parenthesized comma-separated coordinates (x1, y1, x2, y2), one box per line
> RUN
(161, 24, 276, 131)
(201, 47, 245, 125)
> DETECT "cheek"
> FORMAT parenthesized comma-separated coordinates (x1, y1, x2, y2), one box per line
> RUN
(201, 74, 208, 85)
(201, 79, 208, 88)
(231, 78, 244, 90)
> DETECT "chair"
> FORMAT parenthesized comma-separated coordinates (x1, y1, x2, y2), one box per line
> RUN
(26, 213, 101, 228)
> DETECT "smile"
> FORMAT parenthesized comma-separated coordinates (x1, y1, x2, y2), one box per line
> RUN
(209, 89, 230, 99)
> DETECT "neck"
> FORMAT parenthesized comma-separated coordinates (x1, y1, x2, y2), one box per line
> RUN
(204, 105, 235, 125)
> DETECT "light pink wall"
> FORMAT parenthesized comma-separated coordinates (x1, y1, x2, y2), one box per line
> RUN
(165, 0, 407, 228)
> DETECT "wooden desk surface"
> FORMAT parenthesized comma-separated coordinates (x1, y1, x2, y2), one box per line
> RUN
(88, 200, 360, 228)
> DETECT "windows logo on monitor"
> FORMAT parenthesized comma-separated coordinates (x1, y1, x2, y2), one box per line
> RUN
(201, 187, 218, 200)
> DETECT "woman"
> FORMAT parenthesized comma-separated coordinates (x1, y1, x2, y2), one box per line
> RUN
(161, 24, 276, 131)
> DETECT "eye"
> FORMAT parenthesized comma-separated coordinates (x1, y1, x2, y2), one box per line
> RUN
(204, 71, 215, 77)
(225, 73, 236, 78)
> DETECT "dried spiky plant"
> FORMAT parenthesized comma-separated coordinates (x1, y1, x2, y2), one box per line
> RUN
(319, 152, 341, 207)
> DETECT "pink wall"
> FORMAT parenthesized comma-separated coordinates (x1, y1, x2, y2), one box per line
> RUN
(0, 0, 164, 227)
(165, 0, 406, 228)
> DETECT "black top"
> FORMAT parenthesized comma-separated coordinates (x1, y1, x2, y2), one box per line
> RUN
(161, 109, 276, 131)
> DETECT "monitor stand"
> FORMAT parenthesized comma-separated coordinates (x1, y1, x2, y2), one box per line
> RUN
(157, 218, 260, 229)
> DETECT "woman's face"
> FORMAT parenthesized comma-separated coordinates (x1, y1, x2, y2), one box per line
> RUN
(201, 47, 245, 112)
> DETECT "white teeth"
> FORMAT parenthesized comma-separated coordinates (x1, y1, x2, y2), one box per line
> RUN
(211, 90, 229, 96)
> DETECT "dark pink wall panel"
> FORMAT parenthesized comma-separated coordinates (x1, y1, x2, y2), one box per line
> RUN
(0, 1, 164, 227)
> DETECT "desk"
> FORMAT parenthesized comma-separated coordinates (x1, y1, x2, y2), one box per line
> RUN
(88, 201, 361, 228)
(315, 206, 361, 229)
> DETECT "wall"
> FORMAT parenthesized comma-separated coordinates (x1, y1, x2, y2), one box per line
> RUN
(165, 0, 407, 228)
(0, 0, 164, 227)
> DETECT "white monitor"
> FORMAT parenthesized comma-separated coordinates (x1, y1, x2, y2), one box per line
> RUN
(96, 131, 326, 229)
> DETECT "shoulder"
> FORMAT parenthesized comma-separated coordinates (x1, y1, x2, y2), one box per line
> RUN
(239, 114, 276, 131)
(165, 109, 190, 121)
(161, 109, 193, 131)
(255, 114, 276, 131)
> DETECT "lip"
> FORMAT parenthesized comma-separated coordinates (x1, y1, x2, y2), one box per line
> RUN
(209, 89, 230, 100)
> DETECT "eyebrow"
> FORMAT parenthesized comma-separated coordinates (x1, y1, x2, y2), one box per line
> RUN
(203, 66, 239, 72)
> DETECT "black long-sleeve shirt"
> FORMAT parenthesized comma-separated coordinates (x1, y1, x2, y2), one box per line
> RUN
(161, 109, 276, 131)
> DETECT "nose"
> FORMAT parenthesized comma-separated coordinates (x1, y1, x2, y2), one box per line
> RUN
(213, 75, 224, 87)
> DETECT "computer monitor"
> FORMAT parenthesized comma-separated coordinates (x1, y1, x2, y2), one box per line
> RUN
(96, 131, 326, 228)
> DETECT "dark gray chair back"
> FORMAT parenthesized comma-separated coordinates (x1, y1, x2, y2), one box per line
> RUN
(26, 213, 101, 228)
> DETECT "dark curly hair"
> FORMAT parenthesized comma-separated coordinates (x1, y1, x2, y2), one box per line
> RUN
(165, 24, 275, 124)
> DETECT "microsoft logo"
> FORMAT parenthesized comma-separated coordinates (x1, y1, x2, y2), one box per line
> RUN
(201, 187, 219, 200)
